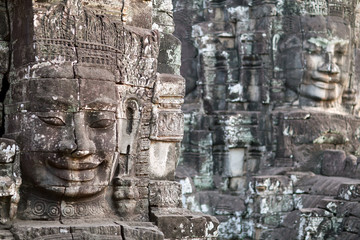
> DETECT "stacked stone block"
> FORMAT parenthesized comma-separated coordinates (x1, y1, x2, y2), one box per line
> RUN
(173, 0, 360, 238)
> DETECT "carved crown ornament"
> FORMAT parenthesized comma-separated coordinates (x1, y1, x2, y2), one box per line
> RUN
(12, 0, 160, 89)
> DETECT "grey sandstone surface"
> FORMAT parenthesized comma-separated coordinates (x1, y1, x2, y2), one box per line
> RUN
(0, 0, 218, 239)
(173, 0, 360, 239)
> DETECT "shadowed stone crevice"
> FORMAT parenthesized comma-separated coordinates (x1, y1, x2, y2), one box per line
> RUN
(0, 0, 11, 137)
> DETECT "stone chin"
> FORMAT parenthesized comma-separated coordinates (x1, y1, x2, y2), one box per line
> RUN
(32, 179, 109, 199)
(45, 185, 107, 199)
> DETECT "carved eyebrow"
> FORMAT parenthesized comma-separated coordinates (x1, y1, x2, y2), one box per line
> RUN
(335, 41, 349, 49)
(36, 96, 78, 111)
(308, 37, 329, 48)
(81, 98, 117, 111)
(308, 37, 349, 49)
(37, 96, 73, 105)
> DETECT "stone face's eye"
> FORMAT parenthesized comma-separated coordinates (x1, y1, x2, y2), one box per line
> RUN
(90, 119, 115, 129)
(306, 45, 321, 54)
(38, 116, 66, 126)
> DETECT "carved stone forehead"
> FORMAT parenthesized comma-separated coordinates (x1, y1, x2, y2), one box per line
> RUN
(8, 78, 118, 113)
(300, 16, 351, 36)
(279, 16, 351, 51)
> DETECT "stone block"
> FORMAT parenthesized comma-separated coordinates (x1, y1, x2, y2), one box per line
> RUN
(74, 64, 116, 82)
(0, 7, 8, 41)
(228, 177, 247, 192)
(81, 0, 123, 17)
(0, 138, 17, 163)
(149, 142, 180, 180)
(123, 0, 152, 29)
(152, 12, 174, 34)
(293, 174, 360, 196)
(338, 183, 360, 201)
(224, 148, 245, 177)
(297, 208, 334, 240)
(254, 194, 294, 214)
(121, 223, 164, 240)
(79, 79, 117, 111)
(259, 228, 297, 240)
(11, 79, 79, 112)
(0, 41, 8, 73)
(218, 36, 235, 49)
(343, 216, 360, 234)
(293, 194, 328, 210)
(251, 175, 293, 196)
(157, 33, 181, 75)
(150, 110, 184, 142)
(152, 74, 185, 105)
(251, 4, 277, 18)
(260, 213, 286, 227)
(150, 208, 218, 239)
(149, 181, 182, 208)
(320, 150, 346, 176)
(337, 232, 360, 240)
(300, 15, 327, 32)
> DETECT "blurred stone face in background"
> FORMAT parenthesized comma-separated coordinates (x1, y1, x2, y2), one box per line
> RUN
(279, 16, 351, 107)
(301, 35, 349, 101)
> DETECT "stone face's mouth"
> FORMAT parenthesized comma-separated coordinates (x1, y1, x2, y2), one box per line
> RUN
(47, 156, 102, 170)
(310, 71, 342, 90)
(311, 71, 340, 84)
(46, 157, 102, 182)
(312, 81, 337, 90)
(46, 164, 97, 182)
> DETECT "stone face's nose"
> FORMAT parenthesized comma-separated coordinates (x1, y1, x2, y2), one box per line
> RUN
(318, 52, 340, 75)
(71, 113, 96, 158)
(71, 150, 92, 158)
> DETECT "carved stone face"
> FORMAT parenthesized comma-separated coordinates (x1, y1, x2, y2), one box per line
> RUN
(300, 36, 350, 101)
(13, 78, 118, 198)
(280, 19, 351, 104)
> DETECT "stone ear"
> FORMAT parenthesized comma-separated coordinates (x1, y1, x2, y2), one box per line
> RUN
(118, 99, 140, 154)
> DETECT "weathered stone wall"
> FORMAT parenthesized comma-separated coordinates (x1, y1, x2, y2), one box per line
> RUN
(0, 0, 219, 239)
(174, 0, 360, 239)
(0, 0, 9, 133)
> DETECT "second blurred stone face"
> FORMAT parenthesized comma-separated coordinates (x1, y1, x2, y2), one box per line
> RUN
(8, 78, 118, 198)
(301, 35, 350, 101)
(279, 17, 351, 105)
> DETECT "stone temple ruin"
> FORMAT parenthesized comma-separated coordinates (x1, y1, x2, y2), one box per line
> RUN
(1, 0, 360, 239)
(0, 0, 219, 239)
(173, 0, 360, 239)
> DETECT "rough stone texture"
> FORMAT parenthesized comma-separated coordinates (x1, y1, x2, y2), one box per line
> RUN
(173, 0, 360, 239)
(0, 0, 219, 239)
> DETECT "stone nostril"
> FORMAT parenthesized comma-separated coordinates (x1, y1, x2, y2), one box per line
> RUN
(58, 140, 77, 153)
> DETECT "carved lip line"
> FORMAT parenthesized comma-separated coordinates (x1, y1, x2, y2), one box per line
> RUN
(47, 157, 102, 171)
(311, 72, 340, 84)
(311, 81, 337, 90)
(46, 162, 97, 182)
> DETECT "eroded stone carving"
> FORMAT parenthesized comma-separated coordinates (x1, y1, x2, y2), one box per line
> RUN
(0, 0, 219, 239)
(173, 0, 360, 239)
(278, 15, 352, 108)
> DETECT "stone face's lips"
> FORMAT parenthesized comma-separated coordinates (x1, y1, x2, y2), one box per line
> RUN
(46, 157, 102, 182)
(311, 71, 341, 84)
(46, 163, 97, 182)
(47, 157, 102, 170)
(312, 81, 337, 90)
